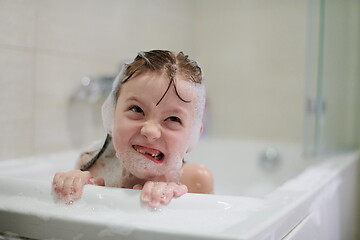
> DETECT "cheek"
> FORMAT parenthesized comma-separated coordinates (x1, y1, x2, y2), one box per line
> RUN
(113, 121, 137, 152)
(167, 131, 192, 157)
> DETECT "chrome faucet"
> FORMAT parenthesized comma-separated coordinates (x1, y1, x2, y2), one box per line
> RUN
(259, 147, 280, 171)
(67, 75, 114, 147)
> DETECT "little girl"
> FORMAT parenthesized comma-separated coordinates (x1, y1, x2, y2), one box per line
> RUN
(53, 50, 213, 208)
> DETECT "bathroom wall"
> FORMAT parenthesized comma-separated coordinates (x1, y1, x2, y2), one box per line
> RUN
(193, 0, 307, 143)
(0, 0, 198, 160)
(0, 0, 358, 160)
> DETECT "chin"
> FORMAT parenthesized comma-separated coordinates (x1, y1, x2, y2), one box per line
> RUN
(119, 150, 163, 179)
(118, 149, 182, 181)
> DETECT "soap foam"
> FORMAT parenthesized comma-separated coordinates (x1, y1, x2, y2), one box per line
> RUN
(118, 148, 183, 182)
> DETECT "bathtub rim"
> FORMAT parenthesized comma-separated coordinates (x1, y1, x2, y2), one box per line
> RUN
(0, 149, 358, 240)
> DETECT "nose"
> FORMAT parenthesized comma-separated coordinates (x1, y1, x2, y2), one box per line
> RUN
(140, 121, 161, 141)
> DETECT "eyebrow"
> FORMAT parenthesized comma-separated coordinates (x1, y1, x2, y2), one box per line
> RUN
(163, 107, 187, 117)
(125, 96, 141, 103)
(124, 96, 150, 108)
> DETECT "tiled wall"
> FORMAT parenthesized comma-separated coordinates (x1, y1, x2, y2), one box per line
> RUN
(194, 0, 308, 142)
(1, 1, 37, 160)
(0, 0, 197, 160)
(2, 0, 357, 161)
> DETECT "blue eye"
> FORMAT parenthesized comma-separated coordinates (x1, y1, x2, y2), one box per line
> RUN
(130, 106, 144, 114)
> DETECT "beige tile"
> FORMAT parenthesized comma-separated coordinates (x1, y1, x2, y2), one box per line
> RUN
(32, 0, 199, 153)
(35, 0, 144, 59)
(0, 48, 35, 160)
(134, 0, 197, 53)
(0, 0, 36, 48)
(34, 0, 196, 59)
(195, 0, 307, 142)
(34, 51, 118, 154)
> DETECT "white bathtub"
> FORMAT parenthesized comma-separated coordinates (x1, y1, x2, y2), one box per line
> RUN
(0, 139, 358, 240)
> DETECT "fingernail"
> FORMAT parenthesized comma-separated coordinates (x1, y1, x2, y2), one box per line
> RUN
(142, 194, 150, 202)
(150, 201, 160, 209)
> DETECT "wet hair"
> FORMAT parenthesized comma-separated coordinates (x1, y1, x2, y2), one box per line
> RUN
(81, 50, 205, 171)
(114, 50, 203, 106)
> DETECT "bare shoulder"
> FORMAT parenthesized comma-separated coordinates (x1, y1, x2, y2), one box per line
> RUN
(180, 163, 214, 194)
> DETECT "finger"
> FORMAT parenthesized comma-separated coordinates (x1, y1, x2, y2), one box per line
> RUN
(149, 182, 167, 208)
(173, 184, 188, 198)
(87, 176, 104, 186)
(72, 176, 85, 200)
(160, 184, 175, 205)
(53, 172, 64, 190)
(53, 172, 64, 199)
(70, 171, 93, 201)
(93, 177, 105, 186)
(63, 176, 76, 196)
(141, 181, 155, 204)
(87, 178, 95, 184)
(133, 184, 143, 190)
(53, 172, 61, 189)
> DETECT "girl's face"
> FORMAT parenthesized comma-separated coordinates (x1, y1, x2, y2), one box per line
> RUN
(112, 71, 198, 181)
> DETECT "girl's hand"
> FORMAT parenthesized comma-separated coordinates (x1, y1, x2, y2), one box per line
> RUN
(133, 181, 188, 209)
(53, 170, 104, 204)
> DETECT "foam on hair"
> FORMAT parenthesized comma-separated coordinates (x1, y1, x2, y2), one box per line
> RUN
(188, 81, 206, 151)
(101, 63, 128, 135)
(101, 50, 206, 150)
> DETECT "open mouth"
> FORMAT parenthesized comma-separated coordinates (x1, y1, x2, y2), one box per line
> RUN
(133, 145, 164, 163)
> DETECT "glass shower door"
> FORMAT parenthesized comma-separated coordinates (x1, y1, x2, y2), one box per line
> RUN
(304, 0, 360, 156)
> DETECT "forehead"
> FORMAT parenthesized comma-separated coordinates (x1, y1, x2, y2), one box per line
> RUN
(118, 71, 198, 107)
